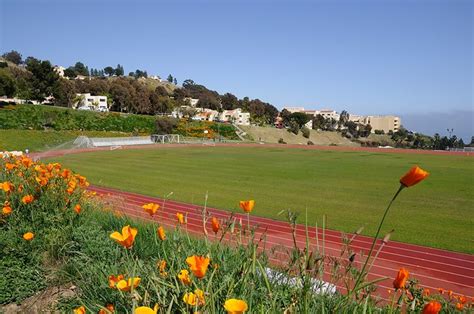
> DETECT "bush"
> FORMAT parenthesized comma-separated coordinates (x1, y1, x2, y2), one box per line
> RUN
(0, 104, 157, 133)
(307, 140, 314, 145)
(374, 129, 385, 135)
(287, 120, 299, 135)
(155, 117, 178, 134)
(278, 138, 286, 144)
(301, 127, 310, 138)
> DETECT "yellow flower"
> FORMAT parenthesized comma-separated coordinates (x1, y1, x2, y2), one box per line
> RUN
(110, 225, 138, 249)
(134, 304, 159, 314)
(157, 260, 167, 277)
(224, 299, 248, 313)
(176, 212, 185, 224)
(186, 255, 210, 279)
(142, 203, 160, 216)
(239, 200, 255, 213)
(116, 277, 141, 291)
(178, 269, 192, 285)
(74, 305, 86, 314)
(157, 226, 166, 241)
(23, 232, 34, 241)
(183, 289, 205, 306)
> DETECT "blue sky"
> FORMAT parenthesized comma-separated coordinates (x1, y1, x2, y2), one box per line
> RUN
(1, 0, 472, 140)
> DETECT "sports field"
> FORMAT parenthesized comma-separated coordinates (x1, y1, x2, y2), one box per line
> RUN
(48, 146, 474, 253)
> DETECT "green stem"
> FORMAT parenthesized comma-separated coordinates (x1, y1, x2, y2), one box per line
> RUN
(351, 184, 404, 295)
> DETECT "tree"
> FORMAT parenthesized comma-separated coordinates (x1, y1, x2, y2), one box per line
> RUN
(182, 79, 195, 88)
(0, 69, 17, 97)
(173, 78, 177, 85)
(25, 57, 59, 102)
(2, 50, 22, 65)
(289, 112, 311, 128)
(115, 64, 124, 76)
(64, 67, 77, 78)
(167, 74, 174, 83)
(53, 78, 76, 107)
(104, 66, 115, 76)
(74, 62, 89, 76)
(339, 110, 349, 129)
(312, 114, 325, 130)
(221, 93, 239, 110)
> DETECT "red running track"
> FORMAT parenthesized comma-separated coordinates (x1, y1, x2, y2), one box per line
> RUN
(88, 185, 474, 301)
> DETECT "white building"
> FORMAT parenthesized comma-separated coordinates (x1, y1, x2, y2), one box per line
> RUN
(192, 109, 219, 122)
(54, 66, 65, 77)
(184, 98, 200, 107)
(73, 93, 108, 112)
(219, 108, 250, 125)
(362, 115, 401, 133)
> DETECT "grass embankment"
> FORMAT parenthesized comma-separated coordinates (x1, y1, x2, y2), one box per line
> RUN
(49, 146, 474, 253)
(0, 129, 138, 152)
(240, 125, 358, 146)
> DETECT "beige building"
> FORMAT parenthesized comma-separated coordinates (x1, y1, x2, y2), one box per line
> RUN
(219, 108, 250, 125)
(363, 115, 401, 133)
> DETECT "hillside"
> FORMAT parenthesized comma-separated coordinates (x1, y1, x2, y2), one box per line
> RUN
(240, 125, 359, 146)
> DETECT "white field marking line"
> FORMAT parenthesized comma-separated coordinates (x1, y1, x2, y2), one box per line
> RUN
(95, 189, 474, 278)
(89, 185, 474, 262)
(109, 201, 474, 291)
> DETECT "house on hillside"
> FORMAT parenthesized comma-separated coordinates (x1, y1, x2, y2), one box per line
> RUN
(192, 109, 219, 122)
(73, 93, 108, 112)
(219, 108, 250, 125)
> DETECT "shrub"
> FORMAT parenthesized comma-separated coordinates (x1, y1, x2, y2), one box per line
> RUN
(374, 129, 385, 135)
(287, 120, 299, 135)
(155, 117, 178, 134)
(278, 138, 286, 144)
(301, 127, 310, 138)
(307, 140, 314, 145)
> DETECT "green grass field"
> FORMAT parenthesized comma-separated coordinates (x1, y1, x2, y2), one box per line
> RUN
(48, 146, 474, 253)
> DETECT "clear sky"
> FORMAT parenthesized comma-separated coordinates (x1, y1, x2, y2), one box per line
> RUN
(1, 0, 473, 140)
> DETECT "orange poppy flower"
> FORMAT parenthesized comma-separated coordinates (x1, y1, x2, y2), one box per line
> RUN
(35, 176, 48, 187)
(393, 268, 409, 290)
(400, 166, 429, 187)
(211, 217, 220, 234)
(183, 289, 205, 306)
(142, 203, 160, 216)
(74, 204, 81, 214)
(224, 299, 248, 314)
(21, 195, 34, 204)
(61, 169, 71, 179)
(17, 184, 24, 193)
(2, 201, 12, 215)
(23, 232, 34, 241)
(106, 304, 115, 312)
(176, 212, 185, 224)
(178, 269, 192, 285)
(110, 225, 138, 249)
(1, 181, 14, 193)
(5, 163, 16, 171)
(108, 274, 125, 288)
(134, 304, 159, 314)
(455, 303, 464, 311)
(239, 200, 255, 213)
(186, 255, 210, 279)
(116, 277, 141, 291)
(423, 288, 430, 296)
(21, 157, 33, 168)
(157, 226, 166, 241)
(422, 301, 442, 314)
(74, 306, 86, 314)
(459, 295, 467, 304)
(438, 288, 444, 294)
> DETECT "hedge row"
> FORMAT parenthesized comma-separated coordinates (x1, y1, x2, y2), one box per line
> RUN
(0, 104, 156, 133)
